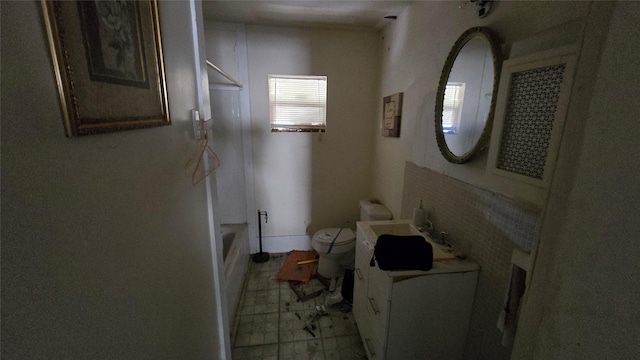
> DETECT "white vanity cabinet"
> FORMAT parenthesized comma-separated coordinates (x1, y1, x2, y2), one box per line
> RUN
(353, 221, 479, 360)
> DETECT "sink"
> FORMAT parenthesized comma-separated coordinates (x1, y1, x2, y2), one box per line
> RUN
(370, 223, 417, 237)
(360, 220, 454, 260)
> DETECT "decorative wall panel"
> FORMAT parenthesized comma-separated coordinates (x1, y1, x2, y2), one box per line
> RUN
(496, 65, 566, 179)
(487, 46, 577, 189)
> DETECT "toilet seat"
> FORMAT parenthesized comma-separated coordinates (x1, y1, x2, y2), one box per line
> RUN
(314, 228, 355, 243)
(312, 228, 355, 253)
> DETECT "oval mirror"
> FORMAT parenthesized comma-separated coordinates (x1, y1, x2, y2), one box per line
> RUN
(435, 27, 502, 163)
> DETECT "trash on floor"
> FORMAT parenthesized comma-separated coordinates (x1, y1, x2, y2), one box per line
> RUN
(316, 305, 328, 315)
(289, 281, 324, 302)
(335, 299, 353, 313)
(275, 250, 319, 283)
(325, 290, 344, 306)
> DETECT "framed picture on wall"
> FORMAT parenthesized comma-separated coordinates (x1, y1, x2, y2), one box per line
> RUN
(382, 92, 403, 137)
(42, 0, 169, 136)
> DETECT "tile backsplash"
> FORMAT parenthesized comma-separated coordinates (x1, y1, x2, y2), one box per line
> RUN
(401, 162, 541, 360)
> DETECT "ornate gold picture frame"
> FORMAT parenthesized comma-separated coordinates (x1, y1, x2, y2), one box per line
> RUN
(42, 0, 169, 136)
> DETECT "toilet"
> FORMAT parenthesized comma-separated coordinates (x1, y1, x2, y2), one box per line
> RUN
(312, 199, 392, 279)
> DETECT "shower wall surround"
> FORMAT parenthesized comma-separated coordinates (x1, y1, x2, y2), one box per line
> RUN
(401, 161, 541, 359)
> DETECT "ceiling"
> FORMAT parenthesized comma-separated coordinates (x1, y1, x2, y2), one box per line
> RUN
(201, 1, 414, 31)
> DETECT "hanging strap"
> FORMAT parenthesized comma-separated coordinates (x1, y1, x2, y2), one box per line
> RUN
(326, 228, 344, 254)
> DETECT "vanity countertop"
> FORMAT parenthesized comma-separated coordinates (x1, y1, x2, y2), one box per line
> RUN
(356, 220, 479, 278)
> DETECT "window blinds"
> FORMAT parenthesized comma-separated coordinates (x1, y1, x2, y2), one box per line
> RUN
(442, 82, 466, 134)
(268, 75, 327, 132)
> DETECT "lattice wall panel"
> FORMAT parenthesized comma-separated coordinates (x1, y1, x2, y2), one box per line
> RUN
(496, 64, 566, 179)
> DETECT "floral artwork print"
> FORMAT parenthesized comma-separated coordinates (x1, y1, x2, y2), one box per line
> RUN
(78, 0, 149, 88)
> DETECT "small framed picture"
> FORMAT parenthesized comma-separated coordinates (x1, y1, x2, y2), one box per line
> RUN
(383, 93, 403, 137)
(42, 0, 169, 136)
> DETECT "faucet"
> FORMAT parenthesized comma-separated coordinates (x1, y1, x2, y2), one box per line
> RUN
(417, 219, 433, 233)
(433, 231, 448, 245)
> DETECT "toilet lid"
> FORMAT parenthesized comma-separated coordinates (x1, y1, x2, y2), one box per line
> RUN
(359, 200, 392, 219)
(313, 228, 355, 245)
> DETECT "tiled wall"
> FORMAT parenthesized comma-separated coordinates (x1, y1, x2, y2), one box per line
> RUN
(401, 162, 541, 360)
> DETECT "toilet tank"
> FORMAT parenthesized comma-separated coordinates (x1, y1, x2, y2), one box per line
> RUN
(359, 199, 392, 221)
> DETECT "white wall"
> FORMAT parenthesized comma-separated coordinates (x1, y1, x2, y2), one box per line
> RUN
(1, 1, 223, 358)
(205, 23, 249, 225)
(202, 23, 253, 323)
(245, 25, 380, 251)
(513, 2, 640, 358)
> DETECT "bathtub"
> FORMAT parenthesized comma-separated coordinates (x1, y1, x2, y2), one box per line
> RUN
(221, 225, 237, 261)
(220, 224, 250, 320)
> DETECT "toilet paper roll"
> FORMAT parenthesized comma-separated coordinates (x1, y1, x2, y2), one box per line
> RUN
(413, 207, 426, 227)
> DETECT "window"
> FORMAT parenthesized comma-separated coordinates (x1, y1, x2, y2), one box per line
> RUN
(442, 82, 466, 134)
(268, 75, 327, 132)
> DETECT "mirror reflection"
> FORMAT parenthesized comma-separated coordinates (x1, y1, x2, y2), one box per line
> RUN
(435, 27, 501, 163)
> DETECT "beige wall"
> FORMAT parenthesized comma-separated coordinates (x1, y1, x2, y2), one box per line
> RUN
(1, 1, 223, 358)
(374, 1, 639, 359)
(372, 1, 592, 216)
(513, 2, 640, 358)
(246, 25, 380, 239)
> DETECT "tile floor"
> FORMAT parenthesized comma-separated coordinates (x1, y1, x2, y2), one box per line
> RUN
(230, 253, 367, 360)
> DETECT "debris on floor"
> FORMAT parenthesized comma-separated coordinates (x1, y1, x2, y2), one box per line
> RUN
(275, 251, 355, 315)
(335, 299, 353, 313)
(275, 250, 318, 283)
(232, 252, 367, 358)
(325, 290, 344, 306)
(296, 305, 333, 338)
(289, 280, 325, 302)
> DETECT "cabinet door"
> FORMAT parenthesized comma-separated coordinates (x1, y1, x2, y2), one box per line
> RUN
(362, 332, 385, 359)
(353, 238, 372, 326)
(354, 237, 385, 358)
(385, 271, 478, 360)
(366, 265, 391, 350)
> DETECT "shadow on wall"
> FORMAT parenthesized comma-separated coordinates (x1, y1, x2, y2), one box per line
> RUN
(308, 30, 380, 235)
